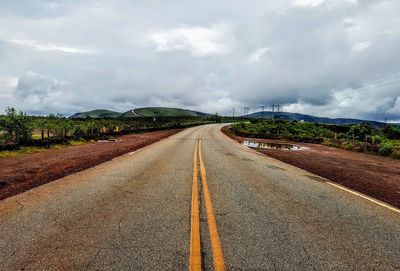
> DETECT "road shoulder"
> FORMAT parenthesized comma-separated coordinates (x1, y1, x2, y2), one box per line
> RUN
(0, 129, 182, 200)
(222, 125, 400, 209)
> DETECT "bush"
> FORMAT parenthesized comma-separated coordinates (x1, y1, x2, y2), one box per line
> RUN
(383, 125, 400, 140)
(391, 148, 400, 159)
(0, 108, 32, 144)
(379, 145, 393, 156)
(347, 122, 374, 142)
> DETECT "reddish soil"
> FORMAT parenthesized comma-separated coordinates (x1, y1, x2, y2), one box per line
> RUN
(0, 129, 181, 200)
(222, 126, 400, 208)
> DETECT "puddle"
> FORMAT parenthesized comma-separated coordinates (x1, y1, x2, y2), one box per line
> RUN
(242, 158, 254, 162)
(242, 140, 307, 151)
(267, 165, 286, 171)
(305, 175, 327, 182)
(97, 139, 123, 143)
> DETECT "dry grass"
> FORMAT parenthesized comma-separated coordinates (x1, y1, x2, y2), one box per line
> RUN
(0, 139, 91, 158)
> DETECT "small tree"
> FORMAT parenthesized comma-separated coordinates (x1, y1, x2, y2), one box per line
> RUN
(347, 123, 374, 142)
(0, 108, 32, 144)
(31, 117, 48, 140)
(209, 113, 222, 123)
(383, 125, 400, 140)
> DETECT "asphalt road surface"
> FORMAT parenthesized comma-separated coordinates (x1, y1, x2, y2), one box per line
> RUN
(1, 124, 399, 270)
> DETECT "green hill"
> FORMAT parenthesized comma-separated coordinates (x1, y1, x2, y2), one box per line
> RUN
(125, 107, 209, 117)
(120, 109, 141, 118)
(70, 107, 209, 118)
(70, 109, 122, 119)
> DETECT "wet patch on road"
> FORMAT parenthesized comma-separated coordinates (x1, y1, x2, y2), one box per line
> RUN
(305, 175, 327, 182)
(266, 165, 287, 171)
(242, 140, 307, 151)
(241, 158, 254, 162)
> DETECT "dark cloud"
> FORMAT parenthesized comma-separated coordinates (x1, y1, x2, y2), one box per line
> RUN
(0, 0, 399, 121)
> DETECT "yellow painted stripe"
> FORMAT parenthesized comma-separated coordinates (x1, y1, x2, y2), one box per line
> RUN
(198, 135, 226, 271)
(326, 181, 400, 214)
(189, 140, 202, 271)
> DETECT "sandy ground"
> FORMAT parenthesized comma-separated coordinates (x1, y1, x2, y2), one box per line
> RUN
(222, 126, 400, 208)
(0, 129, 181, 200)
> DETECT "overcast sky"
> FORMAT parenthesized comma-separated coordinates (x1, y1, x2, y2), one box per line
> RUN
(0, 0, 399, 121)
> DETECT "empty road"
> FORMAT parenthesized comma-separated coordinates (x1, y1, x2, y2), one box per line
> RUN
(1, 124, 399, 270)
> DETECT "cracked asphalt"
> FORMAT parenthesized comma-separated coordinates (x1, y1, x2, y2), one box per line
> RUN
(1, 124, 400, 270)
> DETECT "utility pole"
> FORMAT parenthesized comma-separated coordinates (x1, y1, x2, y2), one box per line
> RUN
(271, 104, 282, 113)
(232, 107, 235, 117)
(243, 106, 249, 116)
(261, 106, 266, 119)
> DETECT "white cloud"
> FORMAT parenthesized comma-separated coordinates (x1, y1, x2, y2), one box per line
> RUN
(387, 97, 400, 115)
(294, 0, 358, 8)
(0, 76, 17, 110)
(6, 39, 99, 55)
(352, 41, 371, 52)
(149, 24, 231, 57)
(201, 89, 238, 114)
(248, 47, 269, 63)
(0, 76, 18, 92)
(11, 71, 77, 114)
(294, 0, 326, 8)
(284, 74, 400, 121)
(15, 71, 65, 99)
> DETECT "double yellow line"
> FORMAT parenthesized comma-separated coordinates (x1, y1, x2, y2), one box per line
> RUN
(189, 132, 225, 271)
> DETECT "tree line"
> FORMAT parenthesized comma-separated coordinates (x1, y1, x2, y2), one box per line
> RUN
(0, 108, 214, 150)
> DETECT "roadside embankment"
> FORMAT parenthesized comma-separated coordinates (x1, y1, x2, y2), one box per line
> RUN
(0, 129, 181, 200)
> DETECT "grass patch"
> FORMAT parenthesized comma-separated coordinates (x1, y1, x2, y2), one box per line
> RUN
(0, 139, 93, 158)
(0, 146, 48, 157)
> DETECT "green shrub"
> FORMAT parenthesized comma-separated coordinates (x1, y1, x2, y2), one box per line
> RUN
(379, 145, 393, 156)
(391, 148, 400, 159)
(347, 122, 374, 141)
(382, 125, 400, 140)
(0, 108, 32, 144)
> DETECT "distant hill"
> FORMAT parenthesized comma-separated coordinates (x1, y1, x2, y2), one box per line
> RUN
(244, 111, 393, 128)
(70, 107, 209, 118)
(70, 109, 122, 119)
(124, 107, 209, 117)
(120, 109, 141, 118)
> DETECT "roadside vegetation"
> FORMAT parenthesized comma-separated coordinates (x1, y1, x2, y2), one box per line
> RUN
(231, 119, 400, 159)
(0, 108, 220, 155)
